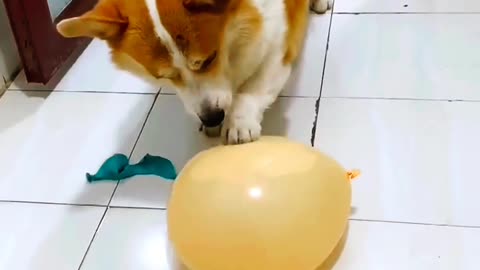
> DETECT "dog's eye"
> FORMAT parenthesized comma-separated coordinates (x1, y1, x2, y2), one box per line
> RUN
(157, 69, 180, 79)
(176, 34, 188, 53)
(183, 0, 215, 10)
(153, 72, 166, 79)
(200, 50, 217, 71)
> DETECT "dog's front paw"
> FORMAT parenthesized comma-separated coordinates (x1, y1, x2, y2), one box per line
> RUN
(310, 0, 331, 14)
(222, 117, 261, 145)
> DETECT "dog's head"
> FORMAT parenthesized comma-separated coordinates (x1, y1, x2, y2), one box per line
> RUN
(57, 0, 236, 127)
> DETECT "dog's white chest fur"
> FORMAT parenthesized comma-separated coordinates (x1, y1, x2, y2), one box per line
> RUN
(226, 0, 289, 91)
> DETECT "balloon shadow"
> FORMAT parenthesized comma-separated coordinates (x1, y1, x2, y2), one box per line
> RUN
(315, 224, 349, 270)
(166, 234, 188, 270)
(166, 224, 350, 270)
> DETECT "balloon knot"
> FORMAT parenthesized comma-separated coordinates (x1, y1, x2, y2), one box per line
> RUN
(347, 170, 361, 181)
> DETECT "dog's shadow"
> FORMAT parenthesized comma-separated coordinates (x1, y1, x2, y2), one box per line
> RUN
(261, 97, 291, 140)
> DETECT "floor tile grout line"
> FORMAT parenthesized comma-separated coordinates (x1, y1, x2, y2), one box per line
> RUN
(76, 207, 110, 270)
(106, 91, 161, 205)
(350, 218, 480, 229)
(7, 88, 158, 95)
(310, 2, 336, 147)
(3, 198, 480, 229)
(106, 91, 161, 201)
(8, 87, 480, 103)
(333, 11, 480, 15)
(159, 92, 321, 98)
(0, 199, 165, 211)
(0, 200, 106, 207)
(278, 95, 318, 98)
(158, 92, 480, 103)
(109, 205, 167, 210)
(157, 92, 324, 98)
(126, 91, 161, 158)
(76, 92, 160, 270)
(322, 96, 480, 103)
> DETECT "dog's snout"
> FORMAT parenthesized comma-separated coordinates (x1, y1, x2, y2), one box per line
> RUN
(199, 107, 225, 127)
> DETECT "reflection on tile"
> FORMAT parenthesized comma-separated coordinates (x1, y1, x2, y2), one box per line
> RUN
(0, 202, 104, 270)
(0, 91, 154, 204)
(80, 208, 182, 270)
(323, 14, 480, 100)
(315, 98, 480, 226)
(334, 0, 480, 13)
(335, 221, 480, 270)
(76, 209, 480, 270)
(110, 95, 317, 208)
(282, 15, 330, 97)
(9, 40, 157, 94)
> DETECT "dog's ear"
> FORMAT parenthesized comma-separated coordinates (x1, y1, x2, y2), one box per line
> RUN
(56, 0, 127, 39)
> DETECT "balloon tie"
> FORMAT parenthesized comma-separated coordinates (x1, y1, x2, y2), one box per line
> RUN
(347, 170, 361, 181)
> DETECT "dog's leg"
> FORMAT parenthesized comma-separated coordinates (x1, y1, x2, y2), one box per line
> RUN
(222, 53, 292, 145)
(310, 0, 331, 13)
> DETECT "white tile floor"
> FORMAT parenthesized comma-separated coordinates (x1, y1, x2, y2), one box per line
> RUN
(2, 1, 480, 269)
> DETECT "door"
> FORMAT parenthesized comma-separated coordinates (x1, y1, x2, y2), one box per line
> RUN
(3, 0, 97, 84)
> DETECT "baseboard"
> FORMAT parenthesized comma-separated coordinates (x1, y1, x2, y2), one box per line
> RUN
(0, 86, 6, 98)
(1, 73, 12, 97)
(1, 67, 21, 97)
(1, 75, 6, 96)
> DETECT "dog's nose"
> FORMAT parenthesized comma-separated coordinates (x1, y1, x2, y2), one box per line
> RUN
(199, 108, 225, 127)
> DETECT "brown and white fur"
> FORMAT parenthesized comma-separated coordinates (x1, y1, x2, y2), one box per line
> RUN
(57, 0, 330, 144)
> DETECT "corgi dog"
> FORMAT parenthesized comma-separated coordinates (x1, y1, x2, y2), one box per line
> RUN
(57, 0, 330, 144)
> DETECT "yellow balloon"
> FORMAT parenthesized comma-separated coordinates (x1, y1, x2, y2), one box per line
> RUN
(168, 136, 358, 270)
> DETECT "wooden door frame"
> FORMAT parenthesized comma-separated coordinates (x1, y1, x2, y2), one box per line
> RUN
(3, 0, 97, 84)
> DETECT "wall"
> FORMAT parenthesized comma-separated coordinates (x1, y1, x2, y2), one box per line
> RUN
(0, 1, 20, 87)
(0, 0, 71, 88)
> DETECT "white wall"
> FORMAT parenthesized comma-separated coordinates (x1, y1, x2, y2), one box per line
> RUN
(0, 1, 20, 87)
